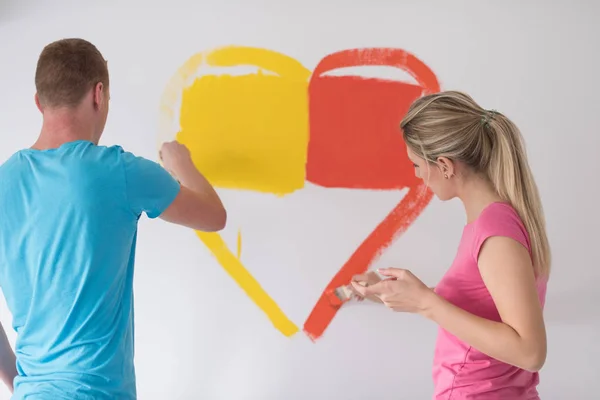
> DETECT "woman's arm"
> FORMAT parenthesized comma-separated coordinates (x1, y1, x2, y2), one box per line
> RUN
(420, 236, 547, 372)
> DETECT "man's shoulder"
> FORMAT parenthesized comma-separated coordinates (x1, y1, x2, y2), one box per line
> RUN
(82, 143, 152, 171)
(94, 143, 152, 163)
(0, 151, 24, 176)
(88, 142, 126, 157)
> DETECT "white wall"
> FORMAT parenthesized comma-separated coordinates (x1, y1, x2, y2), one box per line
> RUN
(0, 1, 599, 399)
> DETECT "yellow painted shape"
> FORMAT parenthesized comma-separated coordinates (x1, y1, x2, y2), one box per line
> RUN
(176, 46, 311, 196)
(159, 46, 304, 338)
(197, 231, 299, 337)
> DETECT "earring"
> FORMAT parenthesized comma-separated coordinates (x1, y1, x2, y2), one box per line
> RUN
(444, 173, 449, 179)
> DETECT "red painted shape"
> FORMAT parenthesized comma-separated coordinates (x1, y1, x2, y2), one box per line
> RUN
(306, 48, 440, 189)
(302, 48, 440, 341)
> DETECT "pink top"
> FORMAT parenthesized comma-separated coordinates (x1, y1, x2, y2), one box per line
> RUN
(432, 202, 547, 399)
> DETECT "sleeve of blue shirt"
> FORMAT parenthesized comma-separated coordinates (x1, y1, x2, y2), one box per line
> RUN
(121, 151, 181, 219)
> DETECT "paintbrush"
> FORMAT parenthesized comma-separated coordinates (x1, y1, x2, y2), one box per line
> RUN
(326, 269, 389, 306)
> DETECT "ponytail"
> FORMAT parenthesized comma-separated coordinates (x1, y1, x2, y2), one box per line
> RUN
(485, 113, 551, 277)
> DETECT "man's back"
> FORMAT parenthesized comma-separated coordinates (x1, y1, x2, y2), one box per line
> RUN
(0, 139, 180, 399)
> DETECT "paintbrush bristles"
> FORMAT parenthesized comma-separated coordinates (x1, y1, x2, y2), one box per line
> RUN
(333, 285, 354, 301)
(328, 270, 389, 306)
(333, 270, 389, 301)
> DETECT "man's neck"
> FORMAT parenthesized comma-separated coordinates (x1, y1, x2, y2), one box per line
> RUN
(32, 111, 96, 150)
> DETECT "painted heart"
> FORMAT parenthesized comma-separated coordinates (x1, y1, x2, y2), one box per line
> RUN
(157, 45, 439, 341)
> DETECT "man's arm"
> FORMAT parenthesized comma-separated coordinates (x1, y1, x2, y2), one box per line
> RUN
(0, 323, 16, 393)
(121, 142, 226, 232)
(159, 162, 226, 232)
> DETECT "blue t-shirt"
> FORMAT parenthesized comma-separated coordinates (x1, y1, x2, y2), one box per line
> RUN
(0, 140, 180, 399)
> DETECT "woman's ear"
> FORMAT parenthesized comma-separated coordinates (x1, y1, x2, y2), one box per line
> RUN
(436, 156, 455, 178)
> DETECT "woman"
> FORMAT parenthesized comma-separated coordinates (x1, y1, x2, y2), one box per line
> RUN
(351, 91, 550, 399)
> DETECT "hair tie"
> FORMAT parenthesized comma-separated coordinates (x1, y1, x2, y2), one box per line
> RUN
(481, 109, 497, 127)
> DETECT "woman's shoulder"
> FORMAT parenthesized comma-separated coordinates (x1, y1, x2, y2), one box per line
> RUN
(471, 201, 531, 254)
(478, 201, 522, 225)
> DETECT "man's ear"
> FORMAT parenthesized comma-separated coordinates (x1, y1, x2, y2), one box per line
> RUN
(93, 82, 104, 110)
(34, 93, 43, 113)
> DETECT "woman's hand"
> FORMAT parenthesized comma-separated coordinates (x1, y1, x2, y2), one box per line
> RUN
(348, 271, 385, 303)
(351, 268, 437, 314)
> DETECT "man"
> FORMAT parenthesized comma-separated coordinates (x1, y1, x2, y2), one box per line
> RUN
(0, 38, 226, 399)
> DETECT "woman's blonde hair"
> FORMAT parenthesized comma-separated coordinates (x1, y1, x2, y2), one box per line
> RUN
(400, 90, 551, 277)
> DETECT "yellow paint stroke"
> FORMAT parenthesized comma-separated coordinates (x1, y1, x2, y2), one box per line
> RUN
(159, 46, 310, 337)
(236, 229, 242, 259)
(197, 231, 299, 337)
(157, 52, 205, 147)
(176, 46, 311, 195)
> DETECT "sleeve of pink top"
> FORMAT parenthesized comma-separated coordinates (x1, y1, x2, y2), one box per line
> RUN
(470, 203, 532, 263)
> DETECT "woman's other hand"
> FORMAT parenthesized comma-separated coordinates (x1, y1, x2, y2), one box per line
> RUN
(351, 268, 437, 314)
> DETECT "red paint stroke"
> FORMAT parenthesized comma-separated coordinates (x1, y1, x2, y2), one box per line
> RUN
(303, 184, 432, 340)
(324, 288, 344, 307)
(303, 48, 440, 341)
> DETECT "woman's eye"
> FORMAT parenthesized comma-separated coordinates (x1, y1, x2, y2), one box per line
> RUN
(413, 163, 419, 168)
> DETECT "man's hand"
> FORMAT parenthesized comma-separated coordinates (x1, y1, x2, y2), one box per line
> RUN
(158, 140, 227, 232)
(159, 141, 194, 180)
